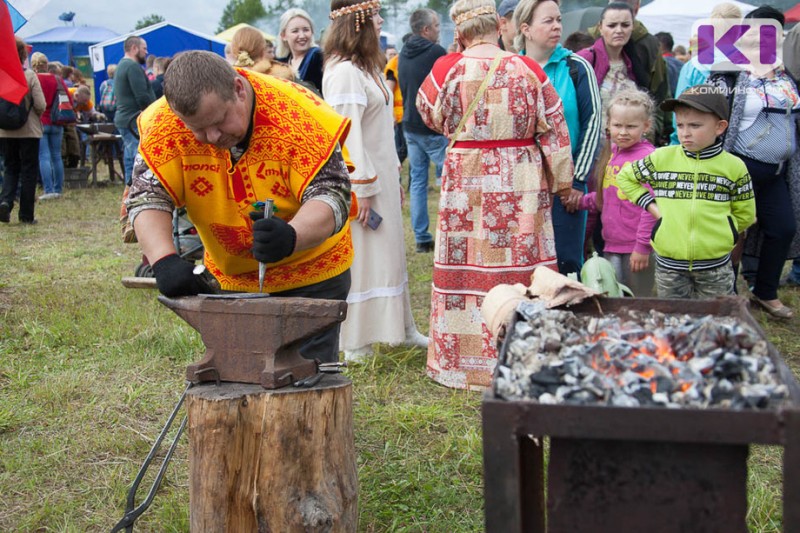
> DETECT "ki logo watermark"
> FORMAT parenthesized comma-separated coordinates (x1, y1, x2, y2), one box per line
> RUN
(692, 18, 783, 74)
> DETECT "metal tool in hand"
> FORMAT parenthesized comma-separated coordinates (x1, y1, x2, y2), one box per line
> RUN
(258, 199, 274, 293)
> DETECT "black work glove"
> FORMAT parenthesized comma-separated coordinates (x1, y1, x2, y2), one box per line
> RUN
(250, 211, 297, 263)
(151, 254, 215, 297)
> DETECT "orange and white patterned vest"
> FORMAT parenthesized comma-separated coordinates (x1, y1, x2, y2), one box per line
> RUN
(138, 70, 353, 293)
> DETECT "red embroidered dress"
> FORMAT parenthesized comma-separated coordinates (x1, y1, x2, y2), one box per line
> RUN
(417, 53, 573, 390)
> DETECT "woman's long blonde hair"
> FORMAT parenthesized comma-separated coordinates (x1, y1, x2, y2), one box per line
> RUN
(30, 52, 49, 73)
(277, 9, 317, 59)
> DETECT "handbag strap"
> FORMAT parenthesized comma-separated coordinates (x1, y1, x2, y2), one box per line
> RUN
(448, 53, 504, 152)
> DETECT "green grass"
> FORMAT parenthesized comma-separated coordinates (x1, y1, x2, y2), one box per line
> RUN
(0, 176, 795, 532)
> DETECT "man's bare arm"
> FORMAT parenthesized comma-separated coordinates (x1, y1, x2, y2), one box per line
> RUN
(290, 199, 337, 252)
(133, 210, 176, 264)
(126, 153, 177, 264)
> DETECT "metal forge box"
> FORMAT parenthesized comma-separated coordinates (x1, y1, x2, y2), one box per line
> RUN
(482, 297, 800, 533)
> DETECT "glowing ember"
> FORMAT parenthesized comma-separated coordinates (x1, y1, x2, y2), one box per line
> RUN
(495, 302, 788, 409)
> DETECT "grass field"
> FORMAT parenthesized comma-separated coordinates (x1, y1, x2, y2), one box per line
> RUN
(0, 181, 797, 532)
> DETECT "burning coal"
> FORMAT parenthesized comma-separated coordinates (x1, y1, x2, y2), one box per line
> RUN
(495, 301, 788, 409)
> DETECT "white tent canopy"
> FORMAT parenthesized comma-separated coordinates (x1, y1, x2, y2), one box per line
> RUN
(637, 0, 758, 48)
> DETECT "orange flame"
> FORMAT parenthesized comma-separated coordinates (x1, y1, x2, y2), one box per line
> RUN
(587, 332, 694, 395)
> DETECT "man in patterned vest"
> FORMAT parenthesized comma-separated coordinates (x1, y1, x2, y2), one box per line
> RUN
(126, 51, 355, 362)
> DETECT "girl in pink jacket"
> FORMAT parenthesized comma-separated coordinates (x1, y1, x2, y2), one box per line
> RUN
(581, 89, 657, 296)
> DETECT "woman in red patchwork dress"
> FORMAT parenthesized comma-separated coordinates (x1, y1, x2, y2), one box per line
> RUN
(416, 0, 573, 390)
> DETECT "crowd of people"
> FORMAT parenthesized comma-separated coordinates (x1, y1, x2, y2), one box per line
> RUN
(0, 36, 118, 221)
(2, 0, 799, 391)
(414, 0, 794, 389)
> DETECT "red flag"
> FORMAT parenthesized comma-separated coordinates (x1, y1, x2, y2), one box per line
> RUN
(0, 1, 26, 104)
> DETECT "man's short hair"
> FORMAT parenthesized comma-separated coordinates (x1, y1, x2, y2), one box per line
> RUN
(163, 51, 237, 117)
(410, 8, 437, 36)
(154, 56, 170, 74)
(124, 36, 142, 53)
(655, 32, 674, 52)
(15, 36, 27, 64)
(564, 31, 595, 53)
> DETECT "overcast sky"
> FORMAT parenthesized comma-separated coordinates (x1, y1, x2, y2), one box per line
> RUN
(17, 0, 233, 39)
(15, 0, 427, 50)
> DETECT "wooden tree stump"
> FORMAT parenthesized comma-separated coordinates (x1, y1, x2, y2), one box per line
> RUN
(185, 375, 358, 532)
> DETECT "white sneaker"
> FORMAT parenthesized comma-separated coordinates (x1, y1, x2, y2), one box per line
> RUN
(38, 193, 57, 200)
(405, 330, 430, 349)
(343, 346, 374, 363)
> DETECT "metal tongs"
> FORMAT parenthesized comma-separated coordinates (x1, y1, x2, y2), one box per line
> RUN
(110, 382, 193, 532)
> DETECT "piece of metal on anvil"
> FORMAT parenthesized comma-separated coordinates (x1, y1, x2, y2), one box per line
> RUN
(158, 294, 347, 389)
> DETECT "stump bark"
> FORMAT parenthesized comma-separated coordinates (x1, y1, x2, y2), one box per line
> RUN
(185, 375, 358, 532)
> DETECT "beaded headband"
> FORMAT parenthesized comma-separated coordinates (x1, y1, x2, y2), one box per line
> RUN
(329, 0, 381, 32)
(453, 5, 496, 26)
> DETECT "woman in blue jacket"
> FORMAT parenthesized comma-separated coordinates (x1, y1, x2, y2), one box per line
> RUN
(514, 0, 601, 276)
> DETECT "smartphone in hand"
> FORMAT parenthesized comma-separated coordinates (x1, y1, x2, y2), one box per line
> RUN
(366, 208, 383, 230)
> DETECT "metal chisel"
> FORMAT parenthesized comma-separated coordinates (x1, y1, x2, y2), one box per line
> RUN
(258, 198, 274, 293)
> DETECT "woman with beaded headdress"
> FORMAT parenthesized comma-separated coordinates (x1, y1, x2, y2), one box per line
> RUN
(231, 25, 295, 81)
(323, 0, 429, 362)
(416, 0, 574, 390)
(276, 8, 324, 94)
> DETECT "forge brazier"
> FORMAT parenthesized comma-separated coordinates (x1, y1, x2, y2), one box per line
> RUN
(482, 296, 800, 533)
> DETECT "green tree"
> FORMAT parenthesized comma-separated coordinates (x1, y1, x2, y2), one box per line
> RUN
(424, 0, 450, 17)
(217, 0, 268, 33)
(263, 0, 294, 19)
(134, 13, 165, 30)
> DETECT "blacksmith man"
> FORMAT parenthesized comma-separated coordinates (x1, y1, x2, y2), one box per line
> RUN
(126, 51, 355, 362)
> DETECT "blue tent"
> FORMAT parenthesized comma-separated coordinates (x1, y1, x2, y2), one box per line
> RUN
(25, 26, 119, 66)
(90, 22, 226, 99)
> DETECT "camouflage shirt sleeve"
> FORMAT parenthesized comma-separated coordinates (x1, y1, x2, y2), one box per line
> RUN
(301, 146, 352, 235)
(125, 153, 174, 227)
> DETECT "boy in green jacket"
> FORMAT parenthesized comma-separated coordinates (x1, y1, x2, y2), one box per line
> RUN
(617, 84, 756, 298)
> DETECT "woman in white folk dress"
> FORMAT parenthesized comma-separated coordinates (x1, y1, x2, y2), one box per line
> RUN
(322, 0, 428, 361)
